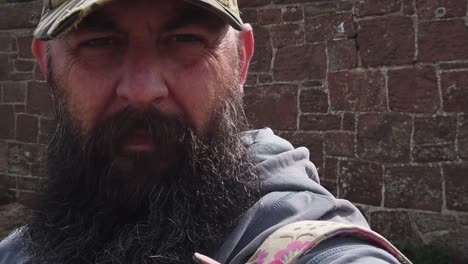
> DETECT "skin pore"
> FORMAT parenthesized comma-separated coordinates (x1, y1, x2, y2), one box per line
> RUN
(22, 0, 257, 263)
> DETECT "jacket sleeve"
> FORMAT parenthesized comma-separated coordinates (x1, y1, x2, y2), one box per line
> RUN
(296, 237, 402, 264)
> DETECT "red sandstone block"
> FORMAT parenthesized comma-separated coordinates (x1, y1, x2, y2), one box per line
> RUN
(16, 35, 34, 59)
(240, 9, 258, 24)
(460, 115, 468, 160)
(0, 105, 14, 140)
(300, 88, 328, 113)
(300, 114, 341, 131)
(305, 13, 355, 42)
(258, 8, 282, 25)
(357, 16, 415, 67)
(418, 20, 468, 62)
(270, 23, 304, 48)
(273, 43, 326, 81)
(327, 39, 358, 71)
(3, 82, 26, 104)
(244, 84, 298, 130)
(388, 66, 439, 113)
(416, 0, 466, 20)
(325, 132, 355, 157)
(249, 25, 272, 73)
(370, 211, 423, 244)
(15, 114, 38, 143)
(282, 6, 303, 22)
(329, 70, 386, 111)
(355, 0, 402, 17)
(413, 116, 457, 162)
(339, 160, 383, 206)
(357, 114, 412, 163)
(385, 165, 442, 211)
(441, 71, 468, 113)
(444, 163, 468, 211)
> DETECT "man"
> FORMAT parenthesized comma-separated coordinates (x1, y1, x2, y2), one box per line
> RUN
(0, 0, 410, 263)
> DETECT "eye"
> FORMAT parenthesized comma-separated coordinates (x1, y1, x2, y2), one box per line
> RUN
(170, 34, 204, 44)
(80, 36, 117, 47)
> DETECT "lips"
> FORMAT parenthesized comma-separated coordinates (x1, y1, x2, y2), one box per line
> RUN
(122, 129, 155, 152)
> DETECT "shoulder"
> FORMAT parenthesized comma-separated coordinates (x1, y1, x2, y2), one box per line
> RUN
(0, 230, 30, 264)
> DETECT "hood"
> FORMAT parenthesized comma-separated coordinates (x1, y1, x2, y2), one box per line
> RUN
(214, 128, 369, 264)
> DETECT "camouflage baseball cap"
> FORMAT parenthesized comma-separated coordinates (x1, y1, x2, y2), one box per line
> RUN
(34, 0, 243, 40)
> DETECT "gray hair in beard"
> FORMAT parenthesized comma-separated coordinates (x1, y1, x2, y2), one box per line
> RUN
(20, 57, 260, 264)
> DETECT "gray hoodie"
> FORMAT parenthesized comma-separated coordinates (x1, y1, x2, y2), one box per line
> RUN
(0, 128, 401, 264)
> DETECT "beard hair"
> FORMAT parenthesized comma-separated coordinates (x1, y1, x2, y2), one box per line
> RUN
(20, 62, 260, 263)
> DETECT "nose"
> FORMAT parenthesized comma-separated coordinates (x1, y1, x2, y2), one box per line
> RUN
(116, 52, 169, 108)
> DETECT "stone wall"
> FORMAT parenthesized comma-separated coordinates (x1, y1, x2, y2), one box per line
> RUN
(0, 0, 467, 261)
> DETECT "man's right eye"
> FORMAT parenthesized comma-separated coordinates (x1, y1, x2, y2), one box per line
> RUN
(80, 37, 116, 47)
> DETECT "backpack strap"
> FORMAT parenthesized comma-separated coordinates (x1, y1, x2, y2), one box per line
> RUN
(245, 220, 412, 264)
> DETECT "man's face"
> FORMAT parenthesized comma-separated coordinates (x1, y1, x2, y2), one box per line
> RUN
(47, 0, 244, 147)
(24, 1, 256, 262)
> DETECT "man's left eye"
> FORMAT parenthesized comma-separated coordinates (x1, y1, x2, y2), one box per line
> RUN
(172, 34, 203, 43)
(81, 37, 116, 47)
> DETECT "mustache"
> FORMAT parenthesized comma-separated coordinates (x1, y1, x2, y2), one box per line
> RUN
(85, 107, 192, 158)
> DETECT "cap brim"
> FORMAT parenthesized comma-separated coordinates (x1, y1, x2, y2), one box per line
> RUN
(34, 0, 243, 40)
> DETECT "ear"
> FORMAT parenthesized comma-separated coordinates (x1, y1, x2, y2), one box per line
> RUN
(237, 24, 254, 88)
(32, 38, 49, 79)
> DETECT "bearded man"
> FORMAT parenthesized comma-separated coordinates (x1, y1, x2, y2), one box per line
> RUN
(0, 0, 411, 263)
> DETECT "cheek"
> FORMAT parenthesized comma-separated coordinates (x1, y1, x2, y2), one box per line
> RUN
(59, 60, 119, 133)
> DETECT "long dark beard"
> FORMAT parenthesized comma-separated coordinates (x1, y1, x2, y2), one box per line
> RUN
(21, 74, 260, 263)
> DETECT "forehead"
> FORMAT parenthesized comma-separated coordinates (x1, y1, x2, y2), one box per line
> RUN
(75, 0, 226, 32)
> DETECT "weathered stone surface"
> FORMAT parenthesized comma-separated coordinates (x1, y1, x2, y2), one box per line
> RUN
(419, 20, 468, 62)
(240, 9, 258, 24)
(16, 34, 34, 59)
(0, 105, 14, 140)
(38, 118, 55, 145)
(426, 228, 468, 263)
(8, 143, 43, 164)
(357, 114, 412, 163)
(3, 82, 26, 103)
(282, 6, 303, 22)
(244, 84, 298, 130)
(416, 0, 466, 20)
(413, 116, 457, 162)
(460, 115, 468, 160)
(329, 70, 386, 111)
(303, 1, 337, 17)
(300, 89, 328, 113)
(412, 212, 458, 233)
(249, 25, 272, 72)
(327, 39, 357, 71)
(0, 142, 7, 174)
(0, 2, 41, 30)
(274, 44, 326, 81)
(355, 0, 402, 17)
(325, 132, 354, 157)
(370, 211, 423, 244)
(305, 13, 355, 42)
(358, 16, 415, 67)
(444, 163, 468, 211)
(339, 160, 382, 206)
(388, 66, 439, 113)
(0, 53, 11, 80)
(385, 166, 442, 211)
(258, 8, 282, 25)
(270, 23, 304, 48)
(441, 71, 468, 113)
(300, 114, 341, 131)
(342, 112, 355, 131)
(26, 81, 53, 118)
(14, 59, 34, 72)
(16, 114, 38, 143)
(323, 158, 339, 181)
(0, 203, 30, 240)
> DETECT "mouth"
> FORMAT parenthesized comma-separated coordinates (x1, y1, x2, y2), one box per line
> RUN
(121, 129, 155, 152)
